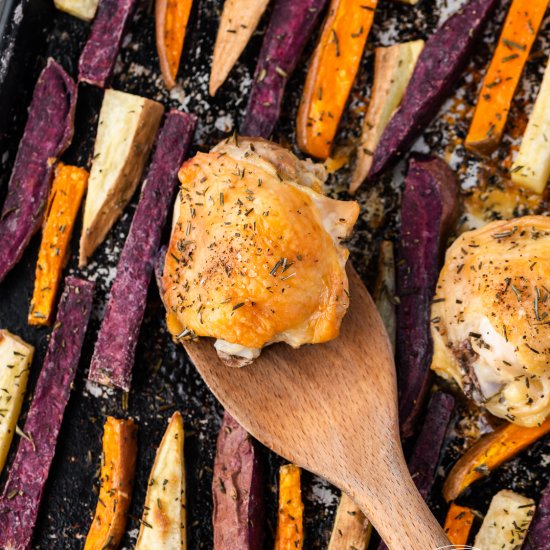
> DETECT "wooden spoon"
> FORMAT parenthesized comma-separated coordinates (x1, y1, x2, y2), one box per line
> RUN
(183, 268, 450, 549)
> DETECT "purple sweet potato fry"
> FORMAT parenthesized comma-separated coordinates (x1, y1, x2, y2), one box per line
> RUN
(88, 111, 196, 391)
(0, 276, 94, 550)
(78, 0, 138, 87)
(212, 411, 264, 550)
(524, 481, 550, 550)
(241, 0, 327, 139)
(396, 155, 459, 439)
(0, 58, 77, 283)
(377, 391, 455, 550)
(407, 391, 455, 500)
(368, 0, 498, 179)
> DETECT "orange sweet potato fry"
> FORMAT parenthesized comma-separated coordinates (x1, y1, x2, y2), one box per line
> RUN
(156, 0, 194, 89)
(84, 417, 138, 550)
(28, 163, 88, 326)
(444, 503, 475, 546)
(296, 0, 377, 160)
(465, 0, 547, 155)
(274, 464, 304, 550)
(443, 418, 550, 501)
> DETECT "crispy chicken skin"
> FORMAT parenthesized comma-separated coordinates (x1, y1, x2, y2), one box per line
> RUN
(162, 136, 359, 365)
(431, 216, 550, 426)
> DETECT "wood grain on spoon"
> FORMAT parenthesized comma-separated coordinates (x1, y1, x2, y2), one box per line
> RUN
(183, 268, 450, 549)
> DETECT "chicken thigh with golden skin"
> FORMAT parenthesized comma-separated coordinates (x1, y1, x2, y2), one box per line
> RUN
(162, 137, 359, 365)
(431, 216, 550, 426)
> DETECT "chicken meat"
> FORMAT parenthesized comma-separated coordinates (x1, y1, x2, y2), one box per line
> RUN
(431, 216, 550, 426)
(162, 136, 360, 365)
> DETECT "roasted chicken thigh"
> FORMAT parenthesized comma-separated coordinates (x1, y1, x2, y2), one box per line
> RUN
(163, 137, 359, 365)
(431, 216, 550, 426)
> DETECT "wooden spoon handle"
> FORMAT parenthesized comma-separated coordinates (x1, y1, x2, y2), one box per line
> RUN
(351, 451, 450, 550)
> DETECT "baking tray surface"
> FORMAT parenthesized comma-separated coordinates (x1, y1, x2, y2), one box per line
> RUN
(0, 0, 548, 548)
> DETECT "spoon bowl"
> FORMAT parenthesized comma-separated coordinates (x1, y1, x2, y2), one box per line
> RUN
(184, 267, 449, 549)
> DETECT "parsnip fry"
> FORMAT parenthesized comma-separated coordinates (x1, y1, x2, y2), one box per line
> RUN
(0, 330, 33, 473)
(136, 412, 186, 549)
(443, 418, 550, 501)
(54, 0, 99, 21)
(511, 53, 550, 193)
(79, 89, 163, 266)
(156, 0, 194, 89)
(373, 240, 397, 353)
(328, 494, 372, 550)
(465, 0, 547, 155)
(29, 164, 88, 326)
(84, 417, 138, 550)
(274, 464, 304, 550)
(474, 490, 535, 550)
(297, 0, 378, 160)
(209, 0, 270, 96)
(443, 503, 475, 546)
(350, 41, 423, 193)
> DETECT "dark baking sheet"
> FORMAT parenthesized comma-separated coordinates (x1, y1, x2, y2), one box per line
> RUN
(0, 0, 548, 548)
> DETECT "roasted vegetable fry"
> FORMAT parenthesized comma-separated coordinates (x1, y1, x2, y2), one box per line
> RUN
(511, 53, 550, 193)
(296, 0, 377, 160)
(79, 89, 163, 266)
(155, 245, 168, 305)
(241, 0, 328, 138)
(210, 0, 270, 96)
(408, 391, 455, 499)
(368, 0, 498, 179)
(0, 330, 33, 473)
(397, 156, 459, 438)
(54, 0, 99, 21)
(212, 412, 264, 550)
(156, 0, 194, 89)
(524, 481, 550, 550)
(443, 503, 475, 546)
(274, 464, 304, 550)
(465, 0, 547, 156)
(350, 40, 423, 193)
(474, 490, 535, 550)
(0, 277, 94, 549)
(328, 494, 372, 550)
(29, 164, 88, 326)
(443, 418, 550, 501)
(0, 59, 77, 283)
(88, 111, 195, 391)
(84, 417, 138, 550)
(136, 412, 186, 549)
(373, 240, 397, 352)
(79, 0, 138, 87)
